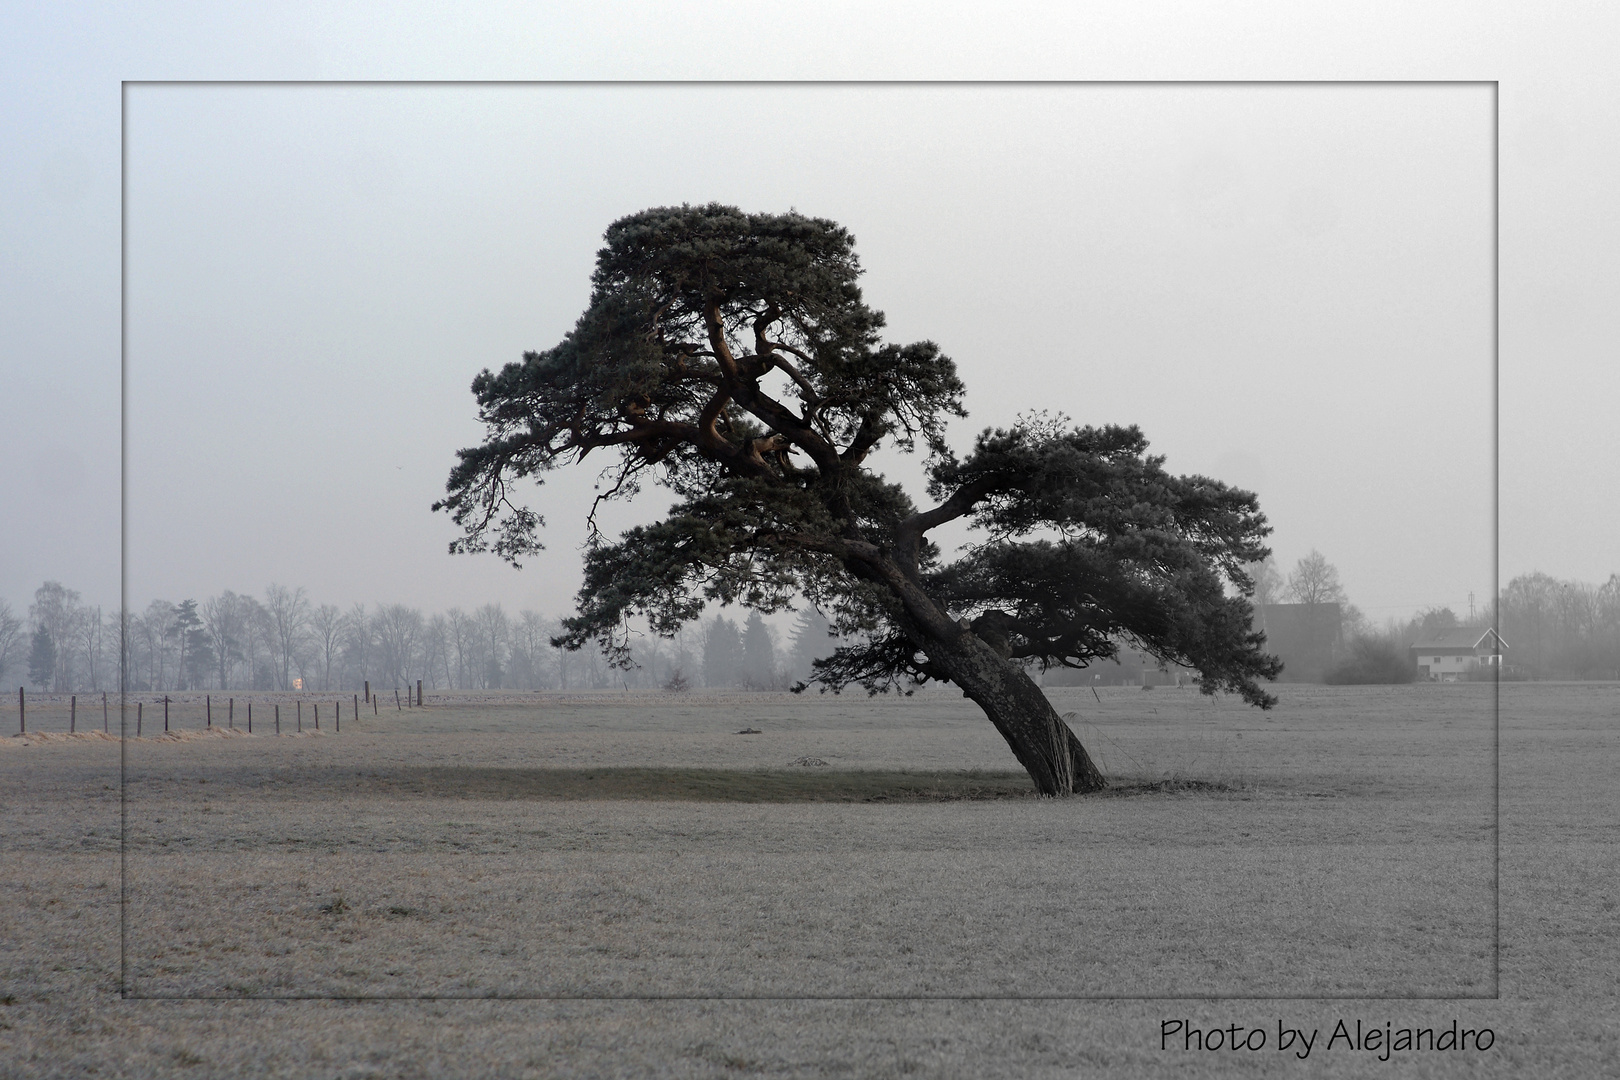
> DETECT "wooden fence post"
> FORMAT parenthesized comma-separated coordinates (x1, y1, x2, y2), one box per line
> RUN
(296, 701, 302, 733)
(335, 700, 339, 733)
(164, 695, 169, 733)
(103, 691, 108, 733)
(206, 695, 211, 729)
(17, 687, 22, 734)
(276, 704, 281, 735)
(353, 694, 358, 722)
(417, 679, 423, 707)
(373, 694, 378, 716)
(395, 689, 401, 711)
(137, 701, 142, 737)
(229, 698, 234, 728)
(71, 695, 76, 734)
(314, 703, 319, 730)
(247, 702, 251, 734)
(364, 680, 370, 703)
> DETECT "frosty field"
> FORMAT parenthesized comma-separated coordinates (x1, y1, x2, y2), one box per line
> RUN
(1, 682, 1615, 1077)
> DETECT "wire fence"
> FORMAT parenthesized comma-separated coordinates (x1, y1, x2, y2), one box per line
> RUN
(9, 682, 429, 738)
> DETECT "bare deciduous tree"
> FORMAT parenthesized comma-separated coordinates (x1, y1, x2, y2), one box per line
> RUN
(264, 584, 311, 690)
(31, 582, 82, 691)
(341, 603, 372, 691)
(473, 604, 509, 688)
(308, 604, 343, 691)
(371, 604, 423, 690)
(1493, 572, 1620, 678)
(140, 599, 176, 691)
(512, 610, 552, 689)
(445, 607, 472, 689)
(1246, 556, 1285, 608)
(1285, 550, 1347, 606)
(201, 592, 247, 691)
(0, 600, 24, 686)
(77, 604, 106, 691)
(421, 614, 451, 689)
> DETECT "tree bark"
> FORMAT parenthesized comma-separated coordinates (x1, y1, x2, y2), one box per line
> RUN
(919, 626, 1107, 796)
(840, 540, 1107, 796)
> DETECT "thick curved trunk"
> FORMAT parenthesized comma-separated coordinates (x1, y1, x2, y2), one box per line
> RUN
(920, 629, 1106, 796)
(838, 541, 1105, 795)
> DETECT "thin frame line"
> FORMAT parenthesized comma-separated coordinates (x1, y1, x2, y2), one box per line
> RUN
(1490, 80, 1502, 1001)
(121, 79, 1494, 86)
(118, 77, 1501, 1004)
(122, 992, 1500, 1003)
(119, 77, 130, 1002)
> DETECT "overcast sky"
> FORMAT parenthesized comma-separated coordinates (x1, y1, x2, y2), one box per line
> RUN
(3, 4, 1616, 629)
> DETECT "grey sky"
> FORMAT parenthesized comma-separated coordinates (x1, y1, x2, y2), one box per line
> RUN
(3, 5, 1616, 629)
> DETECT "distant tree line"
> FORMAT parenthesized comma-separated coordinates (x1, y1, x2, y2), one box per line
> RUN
(1243, 554, 1620, 684)
(1325, 571, 1620, 684)
(1485, 572, 1620, 680)
(0, 582, 842, 694)
(24, 568, 1607, 692)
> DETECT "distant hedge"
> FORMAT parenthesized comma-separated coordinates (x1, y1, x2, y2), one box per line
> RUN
(1324, 636, 1417, 685)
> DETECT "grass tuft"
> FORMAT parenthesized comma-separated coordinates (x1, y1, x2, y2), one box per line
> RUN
(1101, 776, 1257, 797)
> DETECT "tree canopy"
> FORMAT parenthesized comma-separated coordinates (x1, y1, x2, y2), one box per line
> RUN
(437, 204, 1281, 794)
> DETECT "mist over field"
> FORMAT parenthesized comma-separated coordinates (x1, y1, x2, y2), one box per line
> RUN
(10, 83, 1499, 628)
(10, 563, 1619, 700)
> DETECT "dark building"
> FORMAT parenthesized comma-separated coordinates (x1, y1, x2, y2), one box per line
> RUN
(1254, 603, 1343, 683)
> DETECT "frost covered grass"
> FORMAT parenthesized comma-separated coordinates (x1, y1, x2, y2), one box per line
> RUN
(0, 683, 1614, 1077)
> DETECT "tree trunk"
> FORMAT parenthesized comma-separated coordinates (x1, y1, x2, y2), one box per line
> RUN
(844, 543, 1107, 796)
(921, 628, 1106, 796)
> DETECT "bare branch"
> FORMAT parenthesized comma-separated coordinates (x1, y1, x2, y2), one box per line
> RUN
(761, 341, 823, 412)
(892, 476, 1000, 567)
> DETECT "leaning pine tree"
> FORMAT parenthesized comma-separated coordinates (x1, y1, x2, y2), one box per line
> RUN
(436, 204, 1282, 795)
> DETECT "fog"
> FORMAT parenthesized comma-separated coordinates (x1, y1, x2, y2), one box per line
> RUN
(4, 8, 1617, 638)
(119, 85, 1491, 622)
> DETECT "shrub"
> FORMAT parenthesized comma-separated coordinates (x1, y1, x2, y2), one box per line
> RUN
(1324, 635, 1416, 684)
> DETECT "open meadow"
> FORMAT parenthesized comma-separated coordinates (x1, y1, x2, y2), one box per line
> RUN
(0, 682, 1615, 1077)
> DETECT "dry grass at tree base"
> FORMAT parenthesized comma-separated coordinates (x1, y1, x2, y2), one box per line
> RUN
(0, 683, 1616, 1077)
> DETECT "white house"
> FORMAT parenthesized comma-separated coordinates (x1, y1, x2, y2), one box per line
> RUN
(1410, 627, 1508, 681)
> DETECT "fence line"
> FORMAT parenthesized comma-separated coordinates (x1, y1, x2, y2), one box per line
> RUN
(10, 690, 395, 737)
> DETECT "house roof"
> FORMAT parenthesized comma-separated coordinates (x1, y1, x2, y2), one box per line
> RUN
(1411, 627, 1508, 651)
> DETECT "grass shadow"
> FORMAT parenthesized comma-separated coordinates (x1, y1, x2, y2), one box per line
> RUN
(369, 766, 1040, 802)
(238, 766, 1305, 803)
(1095, 776, 1261, 798)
